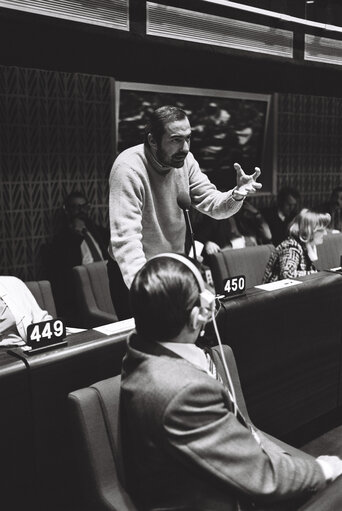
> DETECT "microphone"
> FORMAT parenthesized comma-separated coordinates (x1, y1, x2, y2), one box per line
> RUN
(177, 192, 197, 261)
(177, 191, 191, 211)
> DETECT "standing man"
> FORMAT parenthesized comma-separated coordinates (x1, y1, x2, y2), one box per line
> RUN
(108, 106, 262, 319)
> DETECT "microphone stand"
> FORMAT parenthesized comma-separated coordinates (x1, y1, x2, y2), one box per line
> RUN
(183, 208, 197, 262)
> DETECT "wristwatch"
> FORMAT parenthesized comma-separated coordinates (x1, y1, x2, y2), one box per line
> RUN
(232, 186, 245, 202)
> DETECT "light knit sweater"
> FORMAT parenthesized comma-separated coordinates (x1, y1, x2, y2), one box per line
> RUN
(109, 143, 243, 287)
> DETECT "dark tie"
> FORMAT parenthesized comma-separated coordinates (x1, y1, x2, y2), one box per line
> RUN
(82, 228, 102, 262)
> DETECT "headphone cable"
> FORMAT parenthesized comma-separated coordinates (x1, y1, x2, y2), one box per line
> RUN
(211, 309, 238, 417)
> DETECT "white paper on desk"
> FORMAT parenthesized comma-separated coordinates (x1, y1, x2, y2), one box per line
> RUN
(189, 241, 204, 258)
(255, 279, 303, 291)
(93, 318, 135, 336)
(65, 326, 87, 335)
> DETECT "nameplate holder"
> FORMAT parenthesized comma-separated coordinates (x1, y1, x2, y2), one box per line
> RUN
(221, 275, 246, 299)
(26, 318, 67, 353)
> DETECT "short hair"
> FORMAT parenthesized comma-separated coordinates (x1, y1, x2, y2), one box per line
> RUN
(144, 106, 188, 145)
(130, 256, 200, 342)
(64, 191, 88, 209)
(277, 187, 301, 207)
(289, 208, 331, 243)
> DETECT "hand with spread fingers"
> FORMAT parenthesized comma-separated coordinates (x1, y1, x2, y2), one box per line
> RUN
(233, 163, 262, 200)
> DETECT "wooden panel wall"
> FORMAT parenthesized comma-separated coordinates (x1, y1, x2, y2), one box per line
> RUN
(0, 65, 115, 280)
(276, 93, 342, 208)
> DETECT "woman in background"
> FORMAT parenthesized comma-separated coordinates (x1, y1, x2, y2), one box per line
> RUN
(263, 208, 330, 283)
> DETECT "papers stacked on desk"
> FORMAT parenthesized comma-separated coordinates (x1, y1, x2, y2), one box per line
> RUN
(93, 318, 135, 336)
(255, 279, 303, 291)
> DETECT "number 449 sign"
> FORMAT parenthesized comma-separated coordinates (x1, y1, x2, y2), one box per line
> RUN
(26, 318, 66, 352)
(222, 275, 246, 298)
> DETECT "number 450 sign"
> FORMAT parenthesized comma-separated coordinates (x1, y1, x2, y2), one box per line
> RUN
(222, 275, 246, 298)
(26, 319, 66, 351)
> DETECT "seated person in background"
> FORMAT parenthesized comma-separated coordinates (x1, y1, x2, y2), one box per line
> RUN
(234, 200, 272, 245)
(318, 185, 342, 232)
(263, 209, 330, 283)
(0, 276, 52, 346)
(192, 200, 272, 261)
(52, 191, 109, 266)
(46, 191, 109, 322)
(121, 253, 342, 511)
(261, 187, 301, 247)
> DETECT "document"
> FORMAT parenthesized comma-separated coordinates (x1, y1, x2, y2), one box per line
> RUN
(93, 318, 135, 335)
(255, 279, 303, 291)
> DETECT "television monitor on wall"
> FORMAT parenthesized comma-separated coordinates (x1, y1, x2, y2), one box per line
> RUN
(116, 82, 273, 194)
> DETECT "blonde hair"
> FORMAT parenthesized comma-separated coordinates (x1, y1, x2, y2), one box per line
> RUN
(289, 208, 331, 243)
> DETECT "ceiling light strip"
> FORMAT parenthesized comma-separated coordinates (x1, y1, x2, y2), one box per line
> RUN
(147, 2, 293, 58)
(0, 0, 129, 30)
(200, 0, 333, 30)
(305, 33, 342, 65)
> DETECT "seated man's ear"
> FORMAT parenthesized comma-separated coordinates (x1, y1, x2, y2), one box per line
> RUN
(189, 306, 208, 331)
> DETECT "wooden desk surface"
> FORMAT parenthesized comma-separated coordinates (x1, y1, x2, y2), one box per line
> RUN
(212, 271, 342, 438)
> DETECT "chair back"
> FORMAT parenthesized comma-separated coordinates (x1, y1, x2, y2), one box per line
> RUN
(208, 244, 274, 292)
(69, 344, 339, 511)
(25, 280, 57, 317)
(316, 232, 342, 270)
(73, 261, 118, 328)
(68, 375, 137, 511)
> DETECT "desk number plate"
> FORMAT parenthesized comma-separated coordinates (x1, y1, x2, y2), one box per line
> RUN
(222, 275, 246, 298)
(27, 319, 66, 350)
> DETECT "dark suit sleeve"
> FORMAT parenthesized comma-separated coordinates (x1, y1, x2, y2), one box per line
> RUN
(162, 380, 326, 503)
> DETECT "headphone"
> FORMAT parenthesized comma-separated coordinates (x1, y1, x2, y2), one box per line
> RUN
(148, 252, 238, 414)
(149, 253, 216, 330)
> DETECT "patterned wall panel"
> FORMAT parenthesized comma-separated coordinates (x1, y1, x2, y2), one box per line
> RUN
(0, 65, 115, 281)
(276, 93, 342, 209)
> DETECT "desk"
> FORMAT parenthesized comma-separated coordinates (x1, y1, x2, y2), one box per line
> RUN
(2, 271, 342, 509)
(214, 271, 342, 438)
(0, 349, 34, 510)
(8, 327, 132, 511)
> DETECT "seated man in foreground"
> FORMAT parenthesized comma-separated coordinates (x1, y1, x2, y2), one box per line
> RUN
(120, 253, 342, 511)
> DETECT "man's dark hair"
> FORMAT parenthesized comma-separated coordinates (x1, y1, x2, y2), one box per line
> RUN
(130, 256, 200, 343)
(144, 106, 188, 145)
(64, 191, 88, 210)
(277, 187, 301, 208)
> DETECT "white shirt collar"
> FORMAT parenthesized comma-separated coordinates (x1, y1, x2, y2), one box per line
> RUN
(158, 341, 210, 374)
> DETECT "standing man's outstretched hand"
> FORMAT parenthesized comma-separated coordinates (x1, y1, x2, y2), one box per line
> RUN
(233, 162, 262, 200)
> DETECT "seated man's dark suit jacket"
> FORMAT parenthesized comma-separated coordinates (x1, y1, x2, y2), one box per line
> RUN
(120, 334, 326, 511)
(46, 219, 109, 321)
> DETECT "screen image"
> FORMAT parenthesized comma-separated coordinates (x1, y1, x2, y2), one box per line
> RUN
(117, 82, 272, 192)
